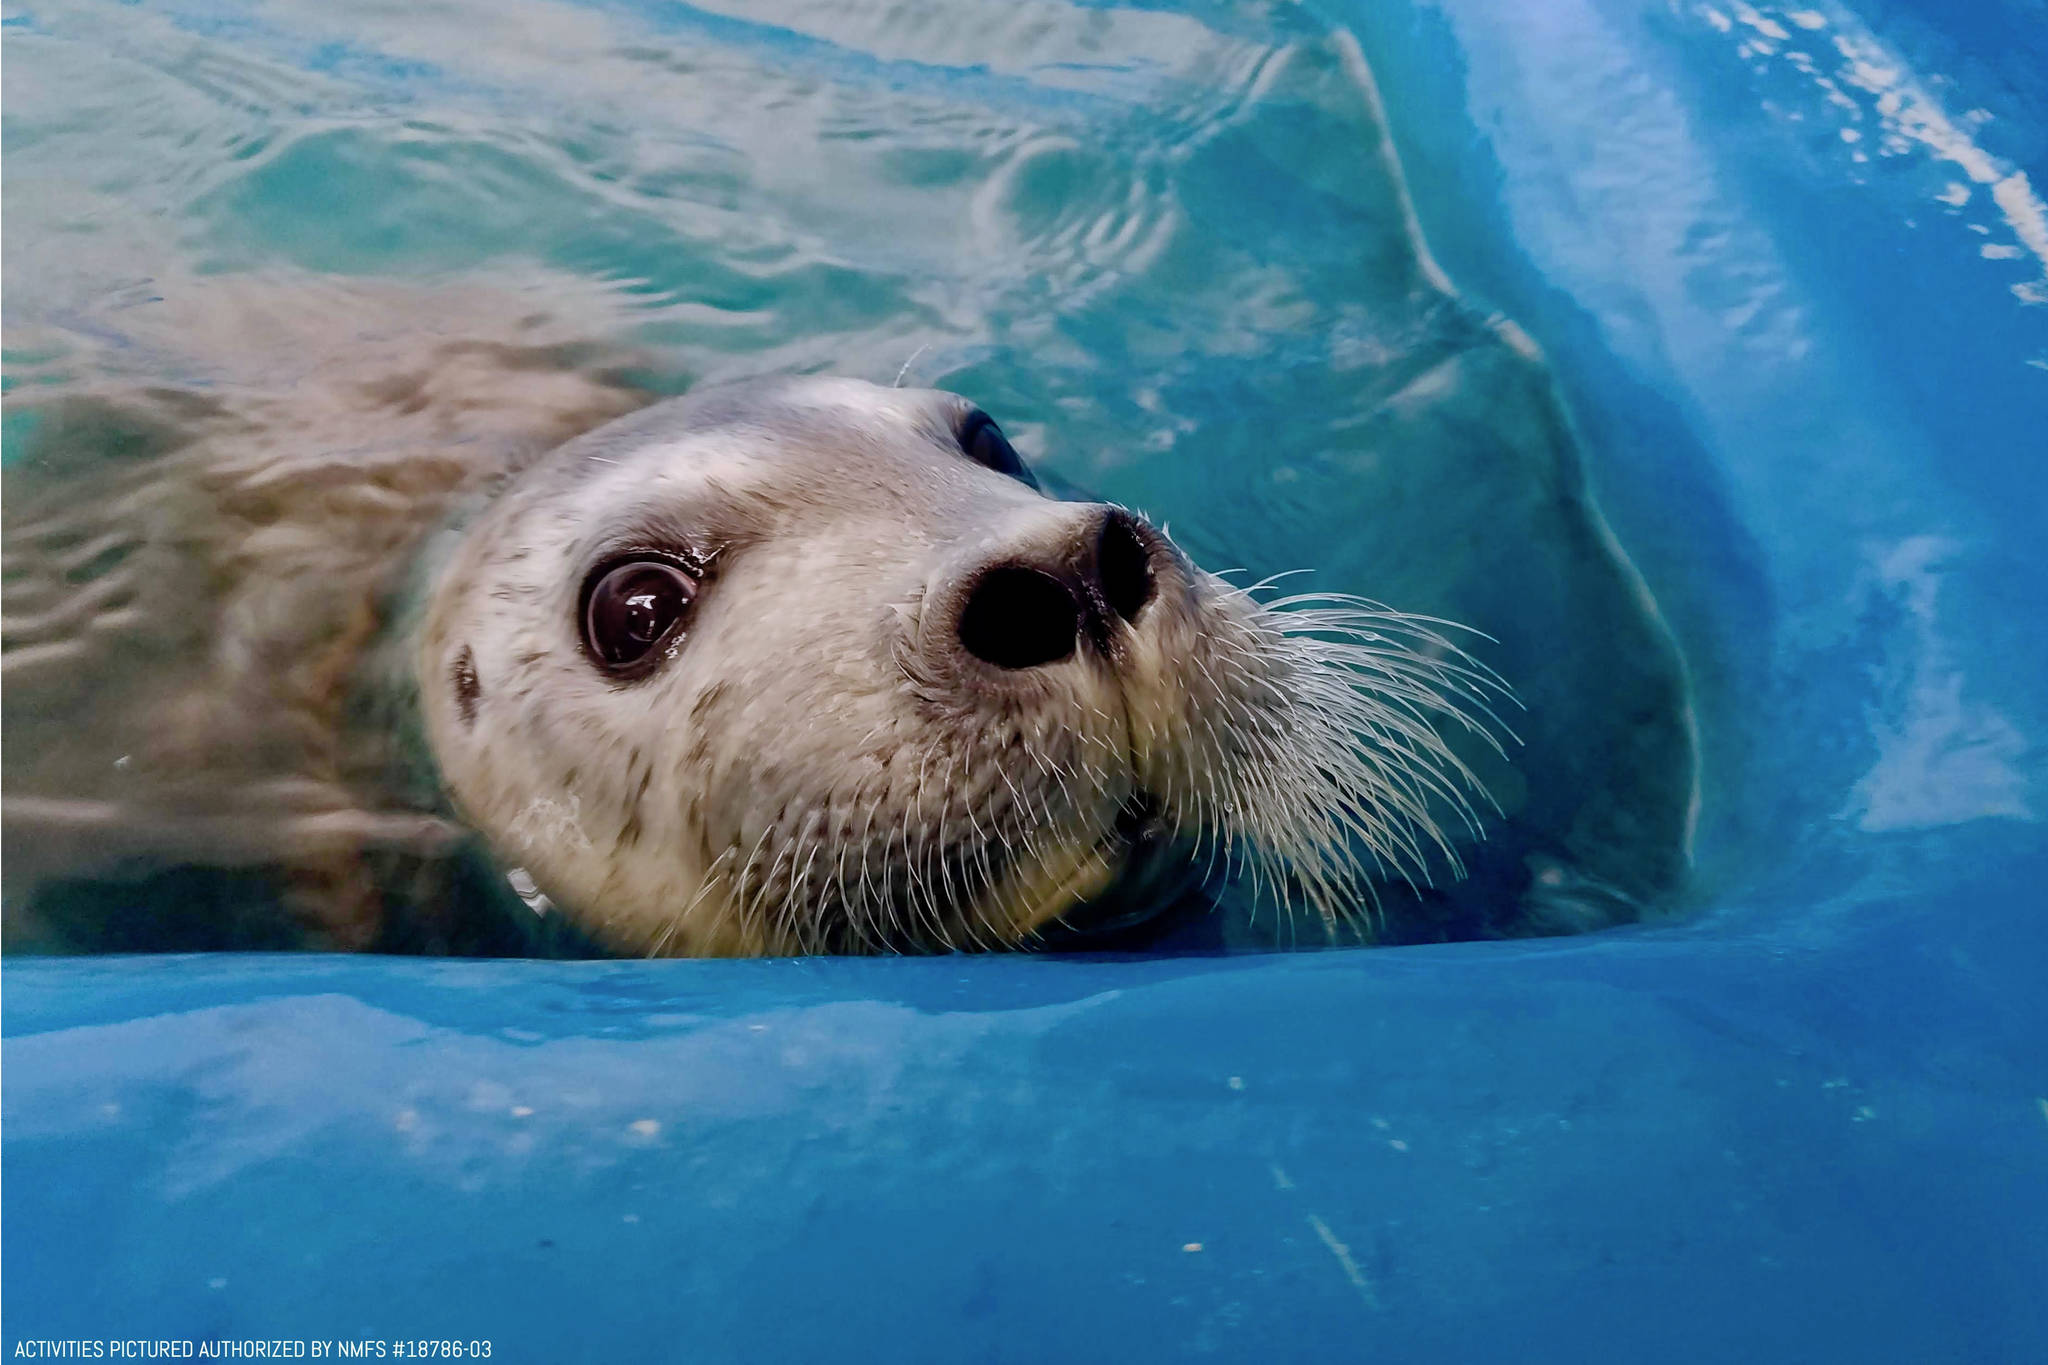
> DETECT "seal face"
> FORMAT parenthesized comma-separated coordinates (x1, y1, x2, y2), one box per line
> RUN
(416, 376, 1506, 955)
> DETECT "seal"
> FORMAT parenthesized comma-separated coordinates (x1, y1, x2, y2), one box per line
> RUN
(2, 368, 1504, 956)
(408, 376, 1506, 955)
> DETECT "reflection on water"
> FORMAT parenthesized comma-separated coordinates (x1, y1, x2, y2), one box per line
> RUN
(1, 0, 1695, 953)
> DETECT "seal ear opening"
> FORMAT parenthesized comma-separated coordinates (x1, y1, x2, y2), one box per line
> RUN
(452, 645, 482, 728)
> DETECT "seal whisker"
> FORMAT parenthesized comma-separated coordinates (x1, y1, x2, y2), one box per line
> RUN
(892, 343, 931, 390)
(1132, 573, 1520, 940)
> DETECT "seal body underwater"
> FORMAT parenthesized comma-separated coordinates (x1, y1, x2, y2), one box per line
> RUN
(0, 329, 653, 953)
(4, 369, 1516, 956)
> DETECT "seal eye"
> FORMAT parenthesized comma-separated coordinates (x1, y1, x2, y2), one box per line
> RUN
(452, 645, 482, 727)
(581, 559, 698, 674)
(958, 411, 1036, 486)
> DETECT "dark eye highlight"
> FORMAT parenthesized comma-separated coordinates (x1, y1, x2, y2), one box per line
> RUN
(580, 557, 699, 677)
(958, 410, 1037, 487)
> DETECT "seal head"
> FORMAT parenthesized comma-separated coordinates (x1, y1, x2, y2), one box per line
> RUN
(416, 376, 1503, 955)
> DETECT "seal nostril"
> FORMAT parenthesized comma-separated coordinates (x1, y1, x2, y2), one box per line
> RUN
(1098, 512, 1154, 624)
(959, 566, 1080, 670)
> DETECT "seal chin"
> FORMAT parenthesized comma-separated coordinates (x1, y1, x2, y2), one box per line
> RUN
(1028, 793, 1203, 948)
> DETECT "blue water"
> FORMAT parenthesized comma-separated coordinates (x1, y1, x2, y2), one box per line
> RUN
(5, 0, 2046, 1358)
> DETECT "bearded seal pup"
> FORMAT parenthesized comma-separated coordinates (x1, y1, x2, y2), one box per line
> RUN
(3, 372, 1508, 955)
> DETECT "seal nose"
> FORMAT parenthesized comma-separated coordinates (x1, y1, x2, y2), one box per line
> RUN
(956, 508, 1156, 670)
(1095, 509, 1154, 625)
